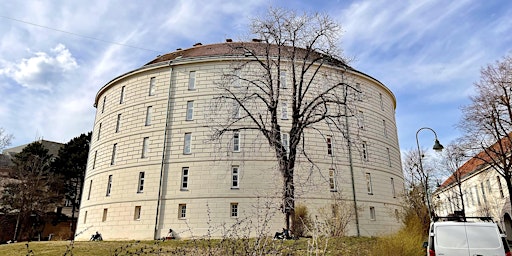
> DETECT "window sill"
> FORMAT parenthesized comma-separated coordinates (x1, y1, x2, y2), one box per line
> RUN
(231, 187, 239, 190)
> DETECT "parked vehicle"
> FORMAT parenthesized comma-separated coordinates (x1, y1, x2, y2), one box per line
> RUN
(424, 216, 511, 256)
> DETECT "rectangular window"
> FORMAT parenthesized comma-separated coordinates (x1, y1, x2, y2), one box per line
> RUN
(475, 186, 481, 206)
(83, 211, 87, 224)
(232, 100, 240, 119)
(497, 176, 504, 198)
(366, 173, 373, 194)
(87, 180, 92, 200)
(149, 77, 156, 96)
(115, 114, 121, 133)
(188, 71, 196, 90)
(134, 206, 141, 220)
(106, 174, 112, 196)
(486, 179, 492, 193)
(102, 96, 106, 113)
(383, 120, 387, 137)
(179, 204, 187, 219)
(93, 150, 97, 169)
(362, 141, 368, 161)
(181, 167, 189, 190)
(120, 86, 125, 104)
(138, 172, 145, 193)
(387, 148, 392, 167)
(355, 83, 362, 101)
(186, 101, 194, 120)
(480, 182, 487, 203)
(232, 166, 239, 188)
(102, 208, 108, 222)
(391, 177, 396, 198)
(280, 71, 287, 88)
(379, 93, 384, 110)
(358, 111, 364, 129)
(281, 102, 288, 119)
(97, 123, 102, 141)
(369, 206, 376, 220)
(329, 169, 336, 191)
(281, 133, 289, 154)
(233, 131, 240, 152)
(184, 133, 191, 154)
(469, 187, 474, 206)
(145, 106, 152, 126)
(231, 203, 238, 217)
(326, 137, 333, 155)
(111, 143, 117, 165)
(142, 137, 149, 158)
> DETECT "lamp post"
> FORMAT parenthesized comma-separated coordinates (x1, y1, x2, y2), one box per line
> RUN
(416, 127, 444, 220)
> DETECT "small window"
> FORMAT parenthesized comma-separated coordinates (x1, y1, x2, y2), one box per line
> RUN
(145, 106, 152, 126)
(93, 151, 97, 169)
(281, 102, 288, 119)
(102, 96, 106, 113)
(281, 133, 289, 154)
(366, 173, 373, 194)
(179, 204, 187, 219)
(181, 167, 189, 190)
(486, 179, 492, 193)
(326, 137, 332, 155)
(497, 176, 504, 198)
(280, 71, 287, 89)
(369, 206, 376, 220)
(383, 120, 387, 137)
(355, 83, 362, 101)
(120, 86, 125, 104)
(232, 100, 240, 119)
(233, 69, 241, 87)
(111, 143, 117, 165)
(87, 180, 92, 200)
(115, 114, 121, 133)
(329, 169, 336, 191)
(391, 177, 396, 198)
(102, 208, 108, 222)
(142, 137, 149, 158)
(134, 206, 141, 220)
(475, 186, 481, 206)
(232, 166, 239, 188)
(106, 175, 112, 196)
(149, 77, 156, 96)
(480, 182, 487, 203)
(233, 131, 240, 152)
(231, 203, 238, 217)
(186, 101, 194, 120)
(138, 172, 145, 193)
(362, 141, 368, 161)
(184, 133, 191, 154)
(83, 211, 87, 224)
(188, 71, 196, 90)
(357, 111, 364, 129)
(387, 148, 392, 167)
(379, 93, 384, 111)
(97, 123, 102, 141)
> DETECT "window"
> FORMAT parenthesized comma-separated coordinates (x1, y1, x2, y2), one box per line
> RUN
(326, 137, 333, 155)
(184, 133, 191, 154)
(145, 106, 152, 126)
(102, 208, 108, 222)
(188, 71, 196, 90)
(87, 180, 92, 200)
(486, 179, 492, 193)
(281, 133, 289, 154)
(362, 141, 368, 161)
(179, 204, 187, 219)
(149, 77, 156, 96)
(142, 137, 149, 158)
(97, 123, 102, 141)
(355, 83, 362, 101)
(233, 131, 240, 152)
(106, 175, 112, 196)
(366, 173, 373, 194)
(357, 111, 364, 129)
(329, 169, 336, 191)
(497, 176, 504, 198)
(181, 167, 189, 190)
(232, 100, 240, 119)
(281, 102, 288, 119)
(186, 101, 194, 120)
(280, 71, 287, 88)
(232, 166, 239, 188)
(102, 96, 106, 113)
(383, 120, 387, 137)
(231, 203, 238, 217)
(379, 93, 384, 110)
(475, 186, 481, 206)
(391, 177, 396, 198)
(93, 151, 97, 169)
(134, 206, 141, 220)
(480, 182, 487, 203)
(387, 148, 392, 167)
(115, 114, 121, 133)
(120, 86, 125, 104)
(111, 143, 117, 165)
(233, 69, 241, 87)
(137, 172, 145, 193)
(83, 211, 87, 224)
(369, 206, 376, 220)
(468, 187, 474, 205)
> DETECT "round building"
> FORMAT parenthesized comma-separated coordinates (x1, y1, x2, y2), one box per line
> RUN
(75, 41, 403, 240)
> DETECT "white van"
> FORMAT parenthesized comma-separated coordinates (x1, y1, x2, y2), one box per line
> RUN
(425, 219, 510, 256)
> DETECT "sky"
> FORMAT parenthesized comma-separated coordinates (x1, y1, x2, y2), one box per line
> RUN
(0, 0, 511, 154)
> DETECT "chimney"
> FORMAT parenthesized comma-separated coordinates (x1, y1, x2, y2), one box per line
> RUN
(226, 39, 233, 42)
(193, 43, 202, 47)
(252, 39, 262, 42)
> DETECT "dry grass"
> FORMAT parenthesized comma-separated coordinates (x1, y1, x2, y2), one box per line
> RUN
(369, 215, 426, 256)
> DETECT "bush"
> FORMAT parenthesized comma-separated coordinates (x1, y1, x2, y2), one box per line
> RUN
(293, 204, 311, 237)
(370, 214, 425, 256)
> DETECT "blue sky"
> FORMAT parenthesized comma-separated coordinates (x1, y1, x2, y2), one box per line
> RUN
(0, 0, 511, 154)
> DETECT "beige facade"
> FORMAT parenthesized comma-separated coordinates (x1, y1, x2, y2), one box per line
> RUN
(75, 42, 404, 240)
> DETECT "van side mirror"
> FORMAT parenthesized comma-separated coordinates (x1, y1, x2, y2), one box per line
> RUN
(422, 241, 428, 248)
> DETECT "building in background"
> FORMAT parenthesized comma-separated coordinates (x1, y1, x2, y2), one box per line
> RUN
(75, 41, 404, 240)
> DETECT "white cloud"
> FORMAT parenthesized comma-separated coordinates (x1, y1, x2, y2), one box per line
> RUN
(0, 44, 78, 91)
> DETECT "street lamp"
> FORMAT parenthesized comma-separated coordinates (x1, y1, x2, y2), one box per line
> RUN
(416, 127, 444, 220)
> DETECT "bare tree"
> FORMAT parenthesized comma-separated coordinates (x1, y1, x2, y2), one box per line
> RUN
(440, 142, 469, 216)
(0, 127, 13, 152)
(208, 8, 356, 231)
(459, 54, 512, 212)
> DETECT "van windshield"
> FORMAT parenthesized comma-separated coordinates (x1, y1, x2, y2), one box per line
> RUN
(436, 225, 501, 249)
